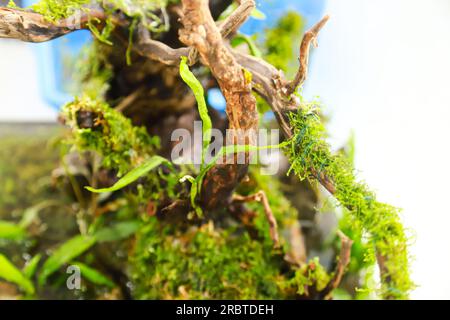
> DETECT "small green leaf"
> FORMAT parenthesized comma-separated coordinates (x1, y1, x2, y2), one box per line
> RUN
(0, 220, 26, 240)
(231, 34, 263, 58)
(72, 262, 115, 288)
(85, 155, 170, 193)
(251, 8, 266, 20)
(19, 201, 56, 229)
(7, 0, 19, 9)
(23, 254, 42, 279)
(19, 207, 40, 229)
(188, 143, 287, 216)
(0, 254, 35, 295)
(126, 18, 138, 66)
(180, 175, 202, 218)
(94, 220, 141, 243)
(180, 56, 212, 168)
(38, 235, 96, 285)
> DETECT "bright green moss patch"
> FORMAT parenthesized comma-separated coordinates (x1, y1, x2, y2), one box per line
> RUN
(131, 219, 288, 299)
(31, 0, 174, 31)
(284, 100, 414, 299)
(285, 257, 330, 296)
(30, 0, 175, 45)
(31, 0, 91, 21)
(63, 97, 160, 176)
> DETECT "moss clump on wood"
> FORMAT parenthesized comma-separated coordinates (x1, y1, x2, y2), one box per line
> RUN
(63, 97, 160, 176)
(284, 99, 414, 299)
(131, 219, 287, 299)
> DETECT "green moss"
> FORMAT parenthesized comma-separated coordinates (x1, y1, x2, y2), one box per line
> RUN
(284, 99, 414, 299)
(131, 219, 288, 299)
(7, 0, 19, 9)
(30, 0, 175, 44)
(31, 0, 91, 21)
(63, 97, 160, 176)
(240, 168, 298, 247)
(287, 257, 330, 295)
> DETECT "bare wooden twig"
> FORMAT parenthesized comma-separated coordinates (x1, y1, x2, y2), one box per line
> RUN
(320, 230, 353, 299)
(179, 0, 259, 210)
(219, 0, 255, 38)
(284, 221, 307, 266)
(285, 15, 330, 96)
(233, 191, 280, 248)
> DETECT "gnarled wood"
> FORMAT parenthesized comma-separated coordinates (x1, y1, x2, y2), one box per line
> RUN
(179, 0, 258, 210)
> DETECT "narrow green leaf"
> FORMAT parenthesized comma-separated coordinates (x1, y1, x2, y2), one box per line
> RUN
(0, 220, 26, 240)
(180, 175, 202, 218)
(180, 56, 212, 168)
(251, 8, 266, 20)
(231, 34, 263, 58)
(0, 254, 35, 295)
(38, 235, 96, 285)
(189, 143, 287, 216)
(19, 207, 39, 229)
(23, 254, 42, 279)
(126, 18, 138, 66)
(94, 220, 141, 243)
(72, 262, 115, 288)
(85, 155, 170, 193)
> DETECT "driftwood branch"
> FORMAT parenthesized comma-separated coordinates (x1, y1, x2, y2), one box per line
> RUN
(186, 0, 255, 65)
(219, 0, 255, 38)
(179, 0, 258, 210)
(0, 4, 337, 231)
(285, 15, 330, 96)
(0, 7, 121, 42)
(0, 5, 394, 293)
(233, 191, 280, 248)
(320, 230, 353, 299)
(0, 7, 74, 42)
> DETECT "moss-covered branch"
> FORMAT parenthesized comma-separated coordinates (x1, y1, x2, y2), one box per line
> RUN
(284, 101, 413, 299)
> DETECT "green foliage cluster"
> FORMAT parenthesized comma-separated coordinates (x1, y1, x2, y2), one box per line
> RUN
(30, 0, 91, 21)
(284, 99, 413, 299)
(0, 130, 141, 297)
(63, 97, 160, 176)
(129, 164, 345, 299)
(131, 219, 288, 299)
(285, 257, 330, 296)
(30, 0, 174, 35)
(264, 11, 304, 75)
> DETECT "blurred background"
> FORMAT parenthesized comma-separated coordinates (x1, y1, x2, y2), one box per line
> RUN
(1, 0, 449, 299)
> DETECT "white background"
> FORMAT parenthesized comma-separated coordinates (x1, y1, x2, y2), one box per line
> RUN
(1, 0, 450, 299)
(304, 0, 450, 299)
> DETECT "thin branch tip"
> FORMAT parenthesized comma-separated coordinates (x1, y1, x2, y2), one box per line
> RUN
(285, 14, 330, 96)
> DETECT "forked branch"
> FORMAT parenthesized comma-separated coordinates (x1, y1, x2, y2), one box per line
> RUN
(0, 4, 408, 298)
(233, 191, 280, 248)
(320, 231, 353, 299)
(285, 14, 330, 96)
